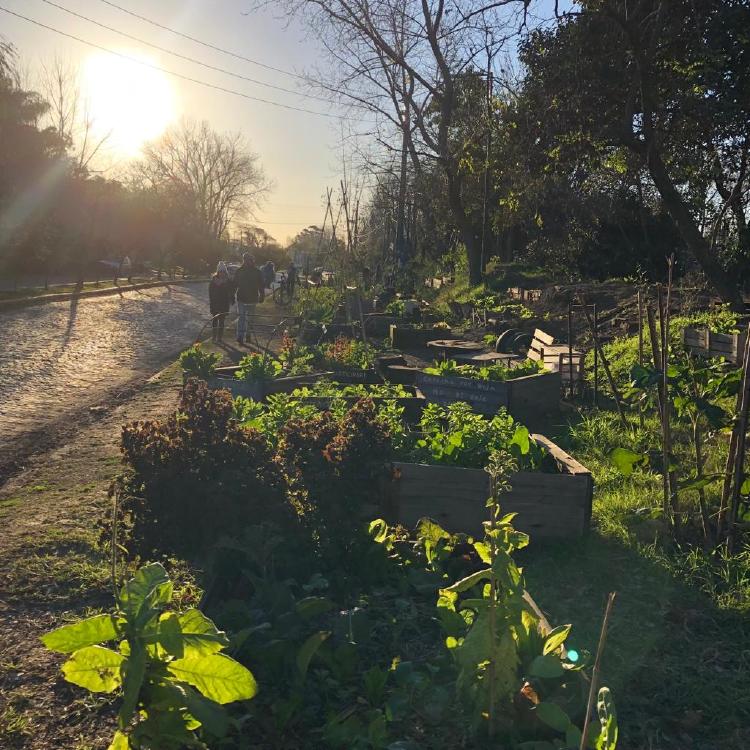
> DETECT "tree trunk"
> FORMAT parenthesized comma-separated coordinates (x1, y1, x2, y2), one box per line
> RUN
(445, 170, 481, 284)
(647, 149, 744, 310)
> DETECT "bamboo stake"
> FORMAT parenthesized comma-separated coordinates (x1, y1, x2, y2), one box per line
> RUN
(567, 298, 574, 400)
(579, 592, 617, 750)
(638, 288, 644, 428)
(646, 303, 672, 531)
(727, 322, 750, 550)
(661, 258, 679, 530)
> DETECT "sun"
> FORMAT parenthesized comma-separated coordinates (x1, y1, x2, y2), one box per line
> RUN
(82, 51, 176, 156)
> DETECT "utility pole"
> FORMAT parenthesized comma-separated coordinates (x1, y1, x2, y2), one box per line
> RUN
(480, 60, 494, 278)
(395, 105, 409, 270)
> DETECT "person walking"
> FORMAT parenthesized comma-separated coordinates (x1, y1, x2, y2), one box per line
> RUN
(261, 260, 276, 290)
(286, 260, 297, 298)
(208, 262, 234, 343)
(234, 252, 264, 345)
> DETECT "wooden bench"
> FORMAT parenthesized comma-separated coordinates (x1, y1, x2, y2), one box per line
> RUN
(527, 329, 584, 386)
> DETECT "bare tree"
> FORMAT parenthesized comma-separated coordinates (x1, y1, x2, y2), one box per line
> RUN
(134, 119, 272, 240)
(38, 55, 110, 173)
(272, 0, 527, 283)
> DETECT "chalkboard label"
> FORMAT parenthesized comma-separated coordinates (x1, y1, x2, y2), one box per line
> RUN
(416, 373, 509, 415)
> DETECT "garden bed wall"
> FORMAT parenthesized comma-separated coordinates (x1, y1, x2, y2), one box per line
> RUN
(389, 324, 455, 349)
(415, 370, 561, 422)
(683, 326, 747, 364)
(206, 367, 381, 399)
(382, 435, 592, 539)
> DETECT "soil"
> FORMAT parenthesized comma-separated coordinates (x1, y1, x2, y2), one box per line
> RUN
(0, 363, 186, 749)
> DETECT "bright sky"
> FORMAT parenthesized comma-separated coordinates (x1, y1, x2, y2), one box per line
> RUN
(1, 0, 343, 243)
(0, 0, 569, 245)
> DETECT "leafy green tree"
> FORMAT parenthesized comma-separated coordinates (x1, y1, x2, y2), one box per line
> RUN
(518, 0, 750, 306)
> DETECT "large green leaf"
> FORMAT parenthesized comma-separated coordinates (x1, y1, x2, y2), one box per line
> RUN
(119, 563, 171, 625)
(596, 687, 618, 750)
(107, 731, 131, 750)
(42, 614, 120, 654)
(678, 473, 724, 492)
(535, 701, 571, 732)
(510, 425, 530, 456)
(118, 644, 146, 726)
(442, 568, 492, 594)
(178, 609, 230, 657)
(155, 612, 184, 658)
(528, 653, 565, 679)
(167, 654, 257, 704)
(542, 624, 571, 656)
(61, 646, 125, 693)
(610, 447, 648, 477)
(182, 685, 230, 737)
(297, 631, 331, 677)
(296, 597, 334, 619)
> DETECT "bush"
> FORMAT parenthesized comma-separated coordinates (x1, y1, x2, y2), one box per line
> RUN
(277, 399, 393, 554)
(120, 379, 285, 556)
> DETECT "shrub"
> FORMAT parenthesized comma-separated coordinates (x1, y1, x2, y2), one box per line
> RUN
(317, 336, 377, 370)
(120, 379, 285, 556)
(277, 399, 393, 553)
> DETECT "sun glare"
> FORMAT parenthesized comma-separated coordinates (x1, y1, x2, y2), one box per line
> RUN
(82, 52, 176, 156)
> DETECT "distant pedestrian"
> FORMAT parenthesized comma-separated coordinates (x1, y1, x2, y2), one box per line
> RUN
(234, 252, 264, 345)
(261, 260, 275, 289)
(287, 261, 297, 298)
(209, 262, 234, 343)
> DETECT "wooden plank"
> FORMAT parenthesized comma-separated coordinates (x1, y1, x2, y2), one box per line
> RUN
(416, 372, 510, 416)
(387, 442, 592, 538)
(534, 328, 555, 346)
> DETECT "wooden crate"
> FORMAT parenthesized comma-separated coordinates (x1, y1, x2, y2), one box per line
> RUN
(416, 369, 561, 422)
(382, 435, 592, 539)
(683, 327, 747, 364)
(527, 329, 584, 386)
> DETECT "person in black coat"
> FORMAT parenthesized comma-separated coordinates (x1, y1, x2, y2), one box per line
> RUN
(234, 253, 265, 345)
(209, 262, 234, 343)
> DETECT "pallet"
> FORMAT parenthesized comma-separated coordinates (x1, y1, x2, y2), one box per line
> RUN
(382, 435, 592, 539)
(683, 327, 747, 364)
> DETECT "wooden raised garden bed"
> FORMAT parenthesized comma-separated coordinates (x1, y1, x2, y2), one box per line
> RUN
(206, 366, 381, 399)
(683, 326, 747, 364)
(389, 324, 454, 349)
(382, 435, 592, 539)
(416, 369, 561, 422)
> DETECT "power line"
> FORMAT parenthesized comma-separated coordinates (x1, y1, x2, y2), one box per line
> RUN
(95, 0, 305, 82)
(38, 0, 330, 103)
(0, 5, 344, 119)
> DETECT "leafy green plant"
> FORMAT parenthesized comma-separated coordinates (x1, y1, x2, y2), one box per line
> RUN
(424, 358, 544, 382)
(42, 563, 257, 750)
(411, 402, 545, 469)
(434, 453, 617, 746)
(385, 299, 406, 317)
(294, 287, 340, 323)
(317, 336, 377, 370)
(291, 381, 411, 399)
(236, 352, 283, 381)
(278, 335, 316, 376)
(179, 345, 221, 380)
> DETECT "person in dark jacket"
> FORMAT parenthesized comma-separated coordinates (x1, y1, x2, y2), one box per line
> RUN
(209, 262, 234, 343)
(234, 252, 264, 345)
(287, 261, 297, 298)
(261, 260, 275, 289)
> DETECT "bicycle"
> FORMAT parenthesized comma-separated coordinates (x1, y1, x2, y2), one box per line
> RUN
(272, 273, 295, 307)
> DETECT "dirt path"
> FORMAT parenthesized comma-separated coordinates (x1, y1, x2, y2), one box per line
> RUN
(0, 283, 209, 479)
(0, 362, 186, 749)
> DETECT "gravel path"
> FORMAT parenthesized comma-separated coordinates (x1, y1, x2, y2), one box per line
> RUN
(0, 283, 210, 468)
